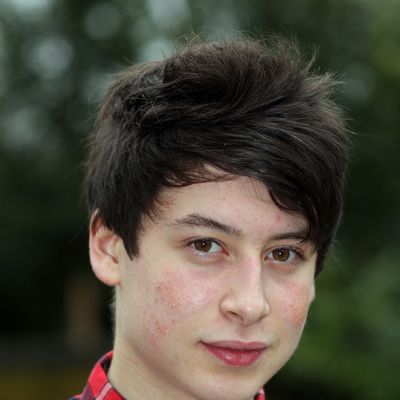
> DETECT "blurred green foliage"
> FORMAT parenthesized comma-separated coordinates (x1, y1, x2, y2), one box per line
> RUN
(0, 0, 399, 399)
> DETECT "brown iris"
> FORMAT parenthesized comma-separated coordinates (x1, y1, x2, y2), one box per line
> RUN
(272, 248, 291, 262)
(193, 239, 213, 252)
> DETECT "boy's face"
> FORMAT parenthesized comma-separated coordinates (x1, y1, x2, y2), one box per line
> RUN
(91, 176, 316, 400)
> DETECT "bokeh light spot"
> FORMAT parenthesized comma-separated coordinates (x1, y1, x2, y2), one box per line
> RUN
(84, 2, 122, 40)
(24, 36, 74, 80)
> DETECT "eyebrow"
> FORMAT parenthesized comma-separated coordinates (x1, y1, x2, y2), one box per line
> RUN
(168, 213, 309, 242)
(269, 229, 309, 242)
(169, 213, 242, 237)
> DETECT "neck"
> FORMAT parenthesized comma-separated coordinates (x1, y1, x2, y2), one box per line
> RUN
(108, 338, 193, 400)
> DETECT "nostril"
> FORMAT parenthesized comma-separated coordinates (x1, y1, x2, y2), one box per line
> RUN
(220, 289, 270, 326)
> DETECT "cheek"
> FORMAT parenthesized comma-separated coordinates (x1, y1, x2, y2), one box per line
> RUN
(143, 268, 217, 345)
(279, 282, 313, 328)
(156, 269, 218, 313)
(143, 310, 170, 347)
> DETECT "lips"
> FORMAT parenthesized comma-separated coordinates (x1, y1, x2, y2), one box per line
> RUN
(201, 340, 266, 366)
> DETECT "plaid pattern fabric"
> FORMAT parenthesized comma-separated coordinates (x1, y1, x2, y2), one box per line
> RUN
(70, 351, 265, 400)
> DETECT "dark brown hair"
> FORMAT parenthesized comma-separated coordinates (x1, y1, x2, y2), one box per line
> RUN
(85, 37, 349, 274)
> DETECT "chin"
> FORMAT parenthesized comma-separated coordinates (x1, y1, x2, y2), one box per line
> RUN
(183, 372, 267, 400)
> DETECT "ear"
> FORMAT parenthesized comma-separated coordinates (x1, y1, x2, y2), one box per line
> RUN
(89, 212, 121, 286)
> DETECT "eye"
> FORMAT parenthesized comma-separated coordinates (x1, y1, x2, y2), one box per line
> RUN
(267, 247, 303, 264)
(191, 238, 222, 254)
(272, 248, 292, 262)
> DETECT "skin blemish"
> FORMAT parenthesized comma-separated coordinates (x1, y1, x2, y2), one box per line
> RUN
(156, 269, 217, 314)
(157, 273, 182, 309)
(155, 319, 168, 335)
(280, 282, 313, 328)
(143, 268, 218, 347)
(143, 310, 168, 346)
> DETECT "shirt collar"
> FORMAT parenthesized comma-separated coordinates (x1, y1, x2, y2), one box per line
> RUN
(76, 351, 265, 400)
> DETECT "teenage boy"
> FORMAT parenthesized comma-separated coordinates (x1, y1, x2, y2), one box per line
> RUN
(71, 37, 348, 400)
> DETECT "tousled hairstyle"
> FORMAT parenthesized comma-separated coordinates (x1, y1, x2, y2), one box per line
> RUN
(85, 37, 349, 274)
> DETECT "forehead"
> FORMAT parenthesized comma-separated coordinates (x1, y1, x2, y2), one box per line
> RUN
(152, 177, 308, 237)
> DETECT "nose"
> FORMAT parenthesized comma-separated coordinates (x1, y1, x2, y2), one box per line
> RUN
(220, 258, 270, 326)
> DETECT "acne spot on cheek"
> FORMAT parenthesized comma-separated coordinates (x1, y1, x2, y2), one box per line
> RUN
(143, 269, 216, 345)
(155, 277, 181, 309)
(282, 283, 313, 328)
(156, 269, 216, 314)
(143, 311, 168, 346)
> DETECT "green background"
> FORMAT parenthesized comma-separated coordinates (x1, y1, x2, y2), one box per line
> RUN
(0, 0, 399, 398)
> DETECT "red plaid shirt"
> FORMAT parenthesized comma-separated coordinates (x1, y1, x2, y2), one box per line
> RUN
(70, 351, 265, 400)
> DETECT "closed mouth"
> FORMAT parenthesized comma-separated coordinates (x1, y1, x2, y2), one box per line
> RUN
(201, 341, 267, 366)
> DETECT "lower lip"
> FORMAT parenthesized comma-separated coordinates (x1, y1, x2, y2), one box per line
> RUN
(202, 343, 265, 366)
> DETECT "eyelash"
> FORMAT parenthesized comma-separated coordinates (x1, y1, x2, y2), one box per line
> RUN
(188, 238, 305, 264)
(265, 246, 305, 265)
(189, 238, 224, 257)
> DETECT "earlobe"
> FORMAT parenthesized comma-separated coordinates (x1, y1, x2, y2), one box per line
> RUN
(89, 213, 121, 286)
